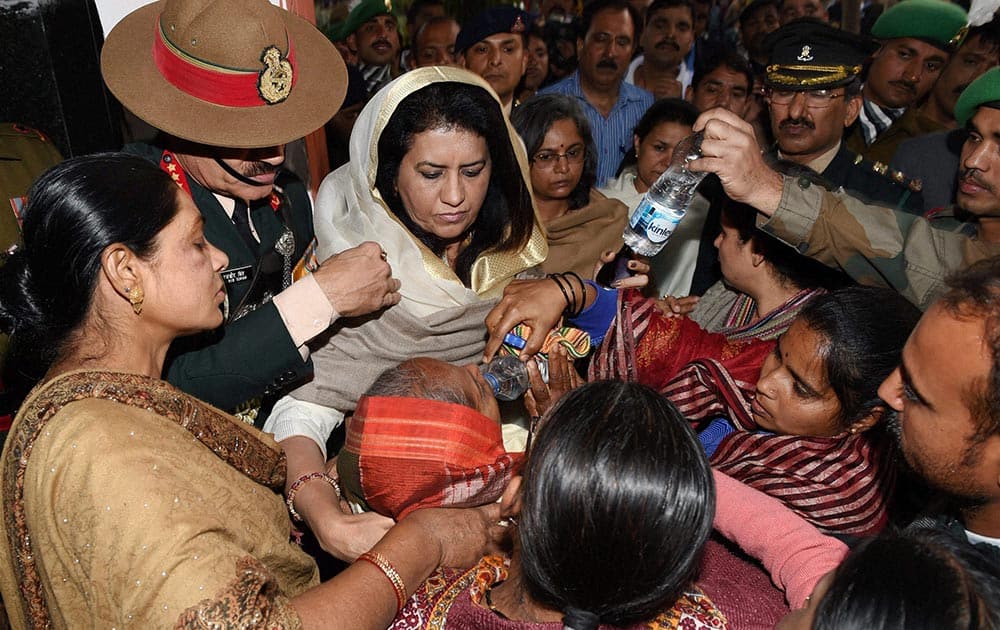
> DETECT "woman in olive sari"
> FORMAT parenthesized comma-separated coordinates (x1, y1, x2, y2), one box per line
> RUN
(0, 155, 498, 629)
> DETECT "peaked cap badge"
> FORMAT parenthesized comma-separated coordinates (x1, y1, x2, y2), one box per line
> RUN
(797, 45, 814, 62)
(511, 15, 526, 33)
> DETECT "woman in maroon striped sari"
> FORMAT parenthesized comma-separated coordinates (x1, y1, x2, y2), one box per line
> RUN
(595, 285, 921, 537)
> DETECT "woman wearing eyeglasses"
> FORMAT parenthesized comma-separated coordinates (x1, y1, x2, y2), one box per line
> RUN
(511, 94, 629, 280)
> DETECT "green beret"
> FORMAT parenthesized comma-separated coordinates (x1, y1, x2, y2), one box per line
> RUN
(335, 0, 394, 41)
(955, 66, 1000, 127)
(870, 0, 968, 51)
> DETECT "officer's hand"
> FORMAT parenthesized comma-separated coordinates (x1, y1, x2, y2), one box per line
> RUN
(690, 107, 784, 215)
(313, 241, 401, 317)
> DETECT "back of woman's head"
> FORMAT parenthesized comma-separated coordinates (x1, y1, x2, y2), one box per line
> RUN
(374, 80, 534, 284)
(0, 153, 178, 388)
(511, 94, 597, 210)
(813, 528, 1000, 630)
(797, 286, 922, 427)
(720, 199, 847, 292)
(519, 381, 715, 628)
(720, 160, 847, 292)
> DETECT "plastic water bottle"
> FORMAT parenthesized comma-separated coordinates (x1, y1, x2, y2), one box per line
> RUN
(479, 355, 549, 401)
(597, 132, 706, 286)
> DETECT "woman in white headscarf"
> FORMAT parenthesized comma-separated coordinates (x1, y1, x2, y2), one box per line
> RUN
(265, 67, 550, 560)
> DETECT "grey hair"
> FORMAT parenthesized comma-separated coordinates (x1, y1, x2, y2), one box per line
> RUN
(365, 358, 476, 407)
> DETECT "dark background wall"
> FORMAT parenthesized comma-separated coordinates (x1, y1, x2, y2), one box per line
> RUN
(1, 0, 123, 157)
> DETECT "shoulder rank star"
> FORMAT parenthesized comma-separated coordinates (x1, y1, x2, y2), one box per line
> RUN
(258, 46, 293, 105)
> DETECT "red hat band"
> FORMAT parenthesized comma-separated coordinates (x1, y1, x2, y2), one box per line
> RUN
(151, 17, 298, 108)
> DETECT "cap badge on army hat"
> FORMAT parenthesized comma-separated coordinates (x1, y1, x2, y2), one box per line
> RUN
(764, 19, 876, 89)
(258, 46, 295, 104)
(101, 0, 347, 149)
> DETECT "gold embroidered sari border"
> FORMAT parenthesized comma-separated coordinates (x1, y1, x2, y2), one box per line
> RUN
(1, 371, 287, 627)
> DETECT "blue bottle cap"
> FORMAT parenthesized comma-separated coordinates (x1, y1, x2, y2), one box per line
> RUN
(503, 332, 527, 350)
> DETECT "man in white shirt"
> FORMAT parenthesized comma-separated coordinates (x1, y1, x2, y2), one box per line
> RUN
(626, 0, 696, 99)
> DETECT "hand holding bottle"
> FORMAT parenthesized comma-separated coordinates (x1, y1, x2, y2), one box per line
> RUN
(597, 131, 706, 287)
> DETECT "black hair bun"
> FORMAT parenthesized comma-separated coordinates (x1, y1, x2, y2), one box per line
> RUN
(0, 249, 44, 336)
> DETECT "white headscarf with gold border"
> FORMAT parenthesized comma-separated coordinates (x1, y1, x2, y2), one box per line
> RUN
(284, 67, 547, 421)
(314, 66, 547, 318)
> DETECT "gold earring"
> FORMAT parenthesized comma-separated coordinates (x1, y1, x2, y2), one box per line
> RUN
(126, 286, 144, 315)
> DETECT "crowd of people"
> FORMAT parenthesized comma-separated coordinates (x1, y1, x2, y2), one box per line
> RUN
(1, 0, 1000, 627)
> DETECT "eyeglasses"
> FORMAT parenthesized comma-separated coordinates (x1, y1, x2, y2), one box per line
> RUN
(766, 88, 846, 108)
(531, 145, 586, 168)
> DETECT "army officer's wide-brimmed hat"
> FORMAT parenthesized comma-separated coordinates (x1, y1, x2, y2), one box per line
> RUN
(101, 0, 347, 149)
(764, 19, 877, 90)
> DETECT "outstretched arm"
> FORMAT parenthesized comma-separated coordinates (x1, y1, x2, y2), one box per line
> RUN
(712, 470, 847, 608)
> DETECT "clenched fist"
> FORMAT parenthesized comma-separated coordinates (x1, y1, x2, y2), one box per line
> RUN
(312, 241, 402, 317)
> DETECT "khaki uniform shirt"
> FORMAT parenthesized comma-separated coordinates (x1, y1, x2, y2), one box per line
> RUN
(760, 175, 1000, 309)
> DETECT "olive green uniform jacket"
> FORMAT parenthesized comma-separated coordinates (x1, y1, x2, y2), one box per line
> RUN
(126, 142, 314, 413)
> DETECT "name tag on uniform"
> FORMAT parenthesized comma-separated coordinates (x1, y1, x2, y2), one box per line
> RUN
(221, 265, 252, 285)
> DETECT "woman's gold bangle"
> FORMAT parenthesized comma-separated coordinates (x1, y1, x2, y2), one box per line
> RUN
(357, 550, 407, 612)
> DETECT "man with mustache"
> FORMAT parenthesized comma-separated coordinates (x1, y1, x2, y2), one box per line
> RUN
(538, 0, 654, 185)
(454, 6, 530, 116)
(336, 0, 403, 97)
(888, 22, 1000, 213)
(878, 258, 1000, 555)
(687, 50, 753, 116)
(866, 22, 1000, 166)
(688, 67, 1000, 311)
(102, 0, 401, 428)
(845, 0, 967, 156)
(627, 0, 695, 99)
(764, 20, 924, 213)
(778, 0, 828, 25)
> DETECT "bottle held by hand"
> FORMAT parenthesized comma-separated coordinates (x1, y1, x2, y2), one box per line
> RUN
(597, 132, 706, 286)
(480, 355, 548, 402)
